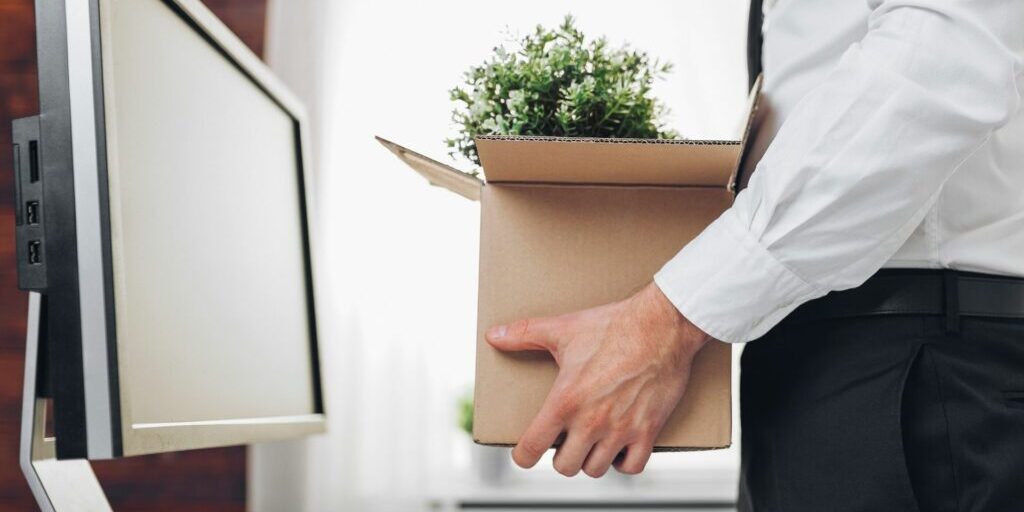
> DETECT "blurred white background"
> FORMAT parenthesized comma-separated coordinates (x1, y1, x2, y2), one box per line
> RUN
(253, 1, 749, 510)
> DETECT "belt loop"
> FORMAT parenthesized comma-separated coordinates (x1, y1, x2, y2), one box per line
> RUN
(944, 269, 960, 334)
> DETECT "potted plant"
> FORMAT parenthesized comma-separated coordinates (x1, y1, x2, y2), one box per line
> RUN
(447, 15, 679, 174)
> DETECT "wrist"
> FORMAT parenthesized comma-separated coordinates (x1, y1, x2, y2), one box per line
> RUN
(641, 282, 712, 355)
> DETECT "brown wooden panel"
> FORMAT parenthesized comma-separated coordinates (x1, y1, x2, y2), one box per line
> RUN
(0, 0, 39, 508)
(0, 0, 269, 509)
(204, 0, 269, 57)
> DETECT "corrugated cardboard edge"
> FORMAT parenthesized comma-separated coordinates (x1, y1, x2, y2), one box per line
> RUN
(375, 136, 483, 201)
(730, 73, 764, 192)
(476, 135, 740, 146)
(472, 440, 732, 452)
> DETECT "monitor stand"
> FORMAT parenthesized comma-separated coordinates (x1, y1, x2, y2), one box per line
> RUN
(20, 292, 112, 512)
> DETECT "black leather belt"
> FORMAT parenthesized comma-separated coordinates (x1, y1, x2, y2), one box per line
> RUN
(785, 269, 1024, 332)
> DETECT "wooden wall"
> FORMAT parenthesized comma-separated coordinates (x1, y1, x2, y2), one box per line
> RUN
(0, 0, 269, 509)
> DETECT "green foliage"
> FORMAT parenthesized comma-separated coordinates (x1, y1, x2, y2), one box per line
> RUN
(447, 15, 679, 171)
(457, 392, 473, 437)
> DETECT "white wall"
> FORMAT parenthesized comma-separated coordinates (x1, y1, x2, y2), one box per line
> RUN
(258, 1, 749, 510)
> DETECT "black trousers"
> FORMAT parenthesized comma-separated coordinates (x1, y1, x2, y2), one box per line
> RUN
(738, 303, 1024, 510)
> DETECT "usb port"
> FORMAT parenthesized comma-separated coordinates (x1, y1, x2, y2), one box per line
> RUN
(26, 201, 39, 225)
(27, 240, 42, 265)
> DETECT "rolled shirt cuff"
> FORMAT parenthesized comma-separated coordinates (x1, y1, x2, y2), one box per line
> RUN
(654, 208, 827, 343)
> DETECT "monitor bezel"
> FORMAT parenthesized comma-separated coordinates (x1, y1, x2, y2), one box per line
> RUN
(41, 0, 326, 459)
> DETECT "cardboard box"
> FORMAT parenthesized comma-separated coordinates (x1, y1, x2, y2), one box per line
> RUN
(378, 78, 761, 451)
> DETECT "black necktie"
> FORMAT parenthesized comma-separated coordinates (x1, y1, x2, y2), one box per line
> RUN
(747, 0, 764, 90)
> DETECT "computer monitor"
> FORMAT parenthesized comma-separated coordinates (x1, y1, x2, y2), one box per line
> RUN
(14, 0, 325, 469)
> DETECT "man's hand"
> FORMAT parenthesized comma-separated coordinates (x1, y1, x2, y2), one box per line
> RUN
(485, 282, 712, 478)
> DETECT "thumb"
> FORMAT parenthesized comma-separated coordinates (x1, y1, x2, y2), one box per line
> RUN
(486, 317, 559, 353)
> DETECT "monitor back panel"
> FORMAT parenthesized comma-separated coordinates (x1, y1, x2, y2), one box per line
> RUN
(100, 0, 322, 456)
(38, 0, 324, 458)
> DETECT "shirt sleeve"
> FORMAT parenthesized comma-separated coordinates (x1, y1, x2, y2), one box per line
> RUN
(655, 0, 1023, 343)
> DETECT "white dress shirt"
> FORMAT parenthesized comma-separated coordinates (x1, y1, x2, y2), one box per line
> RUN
(654, 0, 1024, 343)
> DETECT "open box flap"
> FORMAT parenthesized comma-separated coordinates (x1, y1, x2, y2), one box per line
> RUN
(731, 74, 764, 191)
(475, 136, 741, 188)
(378, 75, 763, 195)
(376, 136, 483, 201)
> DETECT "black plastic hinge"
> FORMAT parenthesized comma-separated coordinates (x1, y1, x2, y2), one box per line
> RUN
(12, 115, 48, 292)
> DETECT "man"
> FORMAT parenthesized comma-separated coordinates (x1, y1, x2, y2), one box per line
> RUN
(485, 0, 1024, 510)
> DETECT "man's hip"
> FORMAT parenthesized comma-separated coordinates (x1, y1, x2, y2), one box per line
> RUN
(738, 270, 1024, 512)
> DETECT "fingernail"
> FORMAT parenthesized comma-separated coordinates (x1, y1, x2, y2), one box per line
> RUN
(488, 325, 507, 340)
